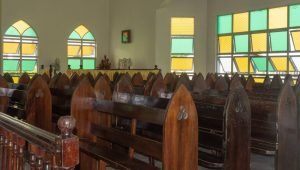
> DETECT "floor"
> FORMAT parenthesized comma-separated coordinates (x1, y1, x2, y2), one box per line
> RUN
(106, 153, 275, 170)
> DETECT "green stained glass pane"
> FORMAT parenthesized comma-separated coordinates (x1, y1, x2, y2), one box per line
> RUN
(22, 28, 37, 37)
(250, 10, 267, 31)
(252, 57, 274, 72)
(270, 31, 288, 51)
(3, 60, 19, 72)
(83, 32, 95, 40)
(234, 34, 248, 53)
(68, 59, 81, 69)
(5, 26, 20, 36)
(69, 31, 81, 39)
(218, 15, 232, 34)
(83, 59, 95, 69)
(171, 38, 193, 54)
(290, 4, 300, 27)
(22, 60, 37, 72)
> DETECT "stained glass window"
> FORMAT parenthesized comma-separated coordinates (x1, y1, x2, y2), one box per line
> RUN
(234, 35, 248, 53)
(171, 17, 194, 74)
(218, 58, 232, 73)
(270, 31, 288, 52)
(251, 57, 274, 72)
(171, 18, 194, 35)
(3, 20, 38, 76)
(67, 25, 96, 70)
(289, 5, 300, 27)
(217, 4, 300, 78)
(291, 31, 300, 51)
(219, 36, 232, 53)
(250, 10, 267, 31)
(233, 12, 249, 33)
(218, 15, 232, 34)
(234, 57, 254, 73)
(171, 58, 193, 71)
(251, 33, 267, 52)
(269, 7, 288, 29)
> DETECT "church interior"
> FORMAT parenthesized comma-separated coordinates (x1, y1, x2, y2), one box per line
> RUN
(0, 0, 299, 169)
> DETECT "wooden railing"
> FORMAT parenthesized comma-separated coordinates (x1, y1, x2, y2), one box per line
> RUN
(0, 113, 79, 170)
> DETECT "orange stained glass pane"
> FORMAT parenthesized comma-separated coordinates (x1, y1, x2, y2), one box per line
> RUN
(219, 36, 232, 53)
(291, 31, 300, 51)
(75, 25, 89, 38)
(269, 7, 288, 29)
(233, 12, 249, 33)
(171, 58, 193, 71)
(68, 45, 81, 57)
(254, 77, 265, 83)
(12, 20, 30, 35)
(22, 44, 37, 55)
(171, 18, 194, 35)
(235, 57, 254, 73)
(270, 57, 294, 71)
(82, 46, 95, 57)
(251, 33, 267, 52)
(3, 42, 20, 54)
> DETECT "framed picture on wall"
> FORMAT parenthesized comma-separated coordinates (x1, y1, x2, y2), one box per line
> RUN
(121, 30, 131, 43)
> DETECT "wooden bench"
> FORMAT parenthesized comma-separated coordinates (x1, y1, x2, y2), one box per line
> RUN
(0, 74, 52, 132)
(71, 78, 198, 170)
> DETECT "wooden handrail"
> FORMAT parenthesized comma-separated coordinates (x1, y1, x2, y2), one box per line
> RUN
(0, 113, 79, 169)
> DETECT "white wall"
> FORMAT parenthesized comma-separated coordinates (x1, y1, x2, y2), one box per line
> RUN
(2, 0, 299, 74)
(206, 0, 300, 73)
(2, 0, 110, 72)
(109, 0, 162, 69)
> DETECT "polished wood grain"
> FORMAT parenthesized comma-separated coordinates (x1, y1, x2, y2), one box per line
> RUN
(26, 76, 52, 132)
(224, 76, 251, 170)
(277, 83, 298, 170)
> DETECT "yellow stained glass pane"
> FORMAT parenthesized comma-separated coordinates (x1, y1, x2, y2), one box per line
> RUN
(82, 46, 95, 57)
(233, 12, 249, 33)
(171, 18, 194, 35)
(171, 58, 193, 71)
(3, 42, 19, 54)
(270, 57, 294, 71)
(291, 31, 300, 51)
(251, 33, 267, 52)
(235, 57, 254, 73)
(13, 77, 19, 83)
(68, 45, 81, 57)
(75, 25, 89, 38)
(12, 20, 30, 35)
(269, 7, 287, 29)
(254, 78, 264, 83)
(22, 44, 37, 55)
(219, 36, 232, 53)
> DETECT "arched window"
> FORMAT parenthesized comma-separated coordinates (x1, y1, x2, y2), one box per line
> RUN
(67, 25, 96, 69)
(3, 20, 38, 77)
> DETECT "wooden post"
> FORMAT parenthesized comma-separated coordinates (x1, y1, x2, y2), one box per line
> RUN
(56, 116, 79, 170)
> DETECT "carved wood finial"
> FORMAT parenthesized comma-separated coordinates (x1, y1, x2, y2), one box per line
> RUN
(58, 116, 76, 138)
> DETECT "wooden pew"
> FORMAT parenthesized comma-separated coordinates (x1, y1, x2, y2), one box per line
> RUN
(4, 73, 14, 83)
(18, 73, 31, 85)
(71, 79, 198, 170)
(193, 77, 250, 169)
(0, 113, 79, 169)
(50, 73, 72, 129)
(0, 74, 52, 132)
(276, 82, 299, 170)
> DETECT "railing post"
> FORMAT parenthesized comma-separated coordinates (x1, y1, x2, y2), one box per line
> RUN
(55, 116, 79, 170)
